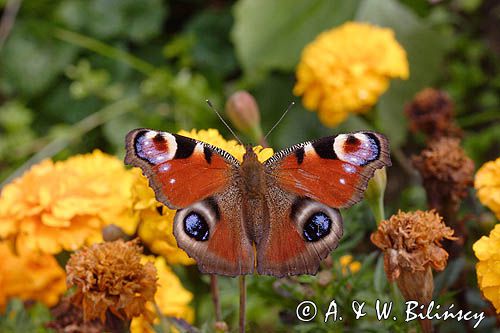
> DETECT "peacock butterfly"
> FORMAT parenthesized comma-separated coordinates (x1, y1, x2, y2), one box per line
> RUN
(125, 129, 391, 277)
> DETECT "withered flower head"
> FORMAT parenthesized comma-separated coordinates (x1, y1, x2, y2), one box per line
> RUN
(371, 210, 457, 281)
(66, 239, 157, 323)
(412, 137, 474, 211)
(405, 88, 461, 139)
(371, 210, 457, 333)
(46, 297, 105, 333)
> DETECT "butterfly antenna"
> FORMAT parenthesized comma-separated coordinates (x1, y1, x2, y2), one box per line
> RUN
(206, 100, 244, 146)
(263, 101, 295, 141)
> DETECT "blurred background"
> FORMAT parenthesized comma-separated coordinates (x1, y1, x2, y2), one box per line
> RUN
(0, 0, 499, 332)
(0, 0, 498, 179)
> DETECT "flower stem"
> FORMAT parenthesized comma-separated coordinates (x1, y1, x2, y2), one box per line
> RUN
(239, 275, 246, 333)
(153, 301, 171, 333)
(0, 0, 22, 51)
(210, 275, 222, 322)
(372, 195, 385, 225)
(53, 28, 155, 76)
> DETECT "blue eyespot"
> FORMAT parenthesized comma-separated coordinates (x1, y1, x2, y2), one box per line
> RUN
(303, 212, 332, 242)
(184, 213, 209, 241)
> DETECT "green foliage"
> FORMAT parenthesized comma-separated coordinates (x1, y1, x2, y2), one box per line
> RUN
(0, 300, 52, 333)
(232, 0, 360, 78)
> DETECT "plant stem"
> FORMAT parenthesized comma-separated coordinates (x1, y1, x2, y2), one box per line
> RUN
(239, 276, 246, 333)
(210, 275, 222, 322)
(153, 301, 171, 333)
(53, 28, 155, 76)
(373, 194, 385, 224)
(0, 0, 22, 51)
(392, 146, 418, 179)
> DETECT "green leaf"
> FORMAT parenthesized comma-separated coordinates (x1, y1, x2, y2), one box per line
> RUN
(232, 0, 360, 77)
(356, 0, 449, 147)
(56, 0, 167, 42)
(373, 253, 387, 295)
(0, 20, 78, 97)
(185, 8, 238, 78)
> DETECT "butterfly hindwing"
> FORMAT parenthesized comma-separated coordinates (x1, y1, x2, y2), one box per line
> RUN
(173, 192, 255, 276)
(257, 189, 344, 277)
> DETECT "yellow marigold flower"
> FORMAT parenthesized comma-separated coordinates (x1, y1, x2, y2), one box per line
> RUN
(135, 129, 273, 264)
(294, 21, 409, 127)
(66, 239, 157, 322)
(177, 128, 273, 162)
(339, 254, 361, 275)
(133, 168, 194, 265)
(475, 157, 500, 220)
(0, 150, 137, 254)
(131, 256, 194, 333)
(473, 224, 500, 313)
(0, 242, 66, 312)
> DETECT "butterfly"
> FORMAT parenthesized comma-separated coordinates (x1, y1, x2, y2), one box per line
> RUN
(125, 129, 391, 277)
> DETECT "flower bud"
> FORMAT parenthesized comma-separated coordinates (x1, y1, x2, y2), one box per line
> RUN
(102, 224, 129, 242)
(225, 91, 263, 142)
(214, 321, 229, 332)
(365, 167, 387, 223)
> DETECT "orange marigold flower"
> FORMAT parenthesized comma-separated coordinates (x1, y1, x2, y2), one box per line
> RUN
(475, 157, 500, 220)
(294, 21, 409, 127)
(135, 128, 273, 265)
(66, 239, 157, 323)
(473, 224, 500, 313)
(0, 150, 137, 254)
(0, 242, 66, 312)
(130, 256, 194, 333)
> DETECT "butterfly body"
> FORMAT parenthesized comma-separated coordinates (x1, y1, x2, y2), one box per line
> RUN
(125, 129, 391, 277)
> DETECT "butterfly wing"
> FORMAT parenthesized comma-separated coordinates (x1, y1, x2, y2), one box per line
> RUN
(125, 128, 240, 209)
(264, 131, 391, 208)
(257, 189, 344, 277)
(257, 131, 390, 276)
(125, 129, 254, 276)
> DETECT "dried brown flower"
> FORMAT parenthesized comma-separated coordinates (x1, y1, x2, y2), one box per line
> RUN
(66, 239, 157, 323)
(46, 297, 105, 333)
(371, 210, 457, 333)
(412, 137, 474, 212)
(371, 210, 457, 280)
(405, 88, 461, 139)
